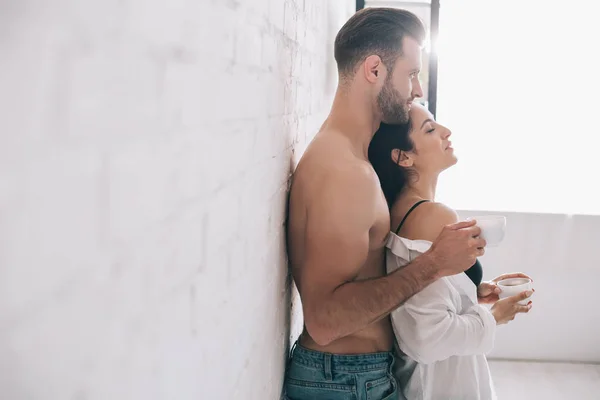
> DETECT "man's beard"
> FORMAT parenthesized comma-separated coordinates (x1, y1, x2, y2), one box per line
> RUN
(377, 75, 410, 124)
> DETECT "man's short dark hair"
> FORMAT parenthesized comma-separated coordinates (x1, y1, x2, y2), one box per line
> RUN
(334, 8, 426, 77)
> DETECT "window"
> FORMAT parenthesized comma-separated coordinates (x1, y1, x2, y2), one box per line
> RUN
(434, 0, 599, 215)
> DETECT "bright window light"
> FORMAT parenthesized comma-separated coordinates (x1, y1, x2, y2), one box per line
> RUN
(435, 0, 600, 215)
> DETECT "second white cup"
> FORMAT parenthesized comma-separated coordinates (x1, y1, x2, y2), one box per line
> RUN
(468, 215, 507, 247)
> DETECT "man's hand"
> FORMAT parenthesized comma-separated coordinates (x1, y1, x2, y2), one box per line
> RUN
(477, 272, 533, 304)
(425, 220, 486, 278)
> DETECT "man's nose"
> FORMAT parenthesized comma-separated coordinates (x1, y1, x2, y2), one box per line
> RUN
(412, 79, 424, 99)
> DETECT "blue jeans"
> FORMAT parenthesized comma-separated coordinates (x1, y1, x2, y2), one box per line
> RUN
(283, 343, 400, 400)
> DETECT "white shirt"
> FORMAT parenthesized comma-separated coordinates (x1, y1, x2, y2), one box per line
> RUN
(386, 232, 498, 400)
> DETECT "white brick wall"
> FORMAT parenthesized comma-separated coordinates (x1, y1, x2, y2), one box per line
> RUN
(0, 0, 353, 399)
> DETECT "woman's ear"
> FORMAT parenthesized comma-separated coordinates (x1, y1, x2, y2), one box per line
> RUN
(391, 149, 413, 168)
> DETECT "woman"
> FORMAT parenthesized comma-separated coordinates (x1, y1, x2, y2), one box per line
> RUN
(368, 103, 534, 399)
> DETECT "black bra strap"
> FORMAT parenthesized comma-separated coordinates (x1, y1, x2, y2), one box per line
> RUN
(395, 200, 431, 235)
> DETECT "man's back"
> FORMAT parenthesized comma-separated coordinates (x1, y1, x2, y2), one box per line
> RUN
(287, 128, 395, 354)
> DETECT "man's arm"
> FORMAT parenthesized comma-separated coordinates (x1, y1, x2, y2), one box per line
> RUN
(300, 167, 443, 346)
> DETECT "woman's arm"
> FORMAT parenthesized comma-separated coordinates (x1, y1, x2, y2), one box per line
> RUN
(393, 278, 496, 364)
(393, 202, 496, 364)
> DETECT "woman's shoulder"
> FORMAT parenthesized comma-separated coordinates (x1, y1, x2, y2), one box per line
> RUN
(398, 201, 460, 242)
(419, 202, 459, 222)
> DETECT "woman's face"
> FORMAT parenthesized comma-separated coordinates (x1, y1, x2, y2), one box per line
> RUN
(398, 103, 457, 174)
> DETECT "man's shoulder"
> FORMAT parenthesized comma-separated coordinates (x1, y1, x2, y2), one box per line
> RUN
(297, 134, 378, 189)
(312, 155, 378, 197)
(294, 145, 379, 212)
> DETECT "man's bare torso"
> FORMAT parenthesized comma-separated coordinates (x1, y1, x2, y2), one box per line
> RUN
(287, 129, 394, 354)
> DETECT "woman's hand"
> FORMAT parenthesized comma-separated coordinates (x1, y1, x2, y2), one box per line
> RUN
(477, 272, 533, 304)
(491, 291, 533, 325)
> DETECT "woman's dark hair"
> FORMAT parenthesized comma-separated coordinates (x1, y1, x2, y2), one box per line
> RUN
(368, 121, 416, 208)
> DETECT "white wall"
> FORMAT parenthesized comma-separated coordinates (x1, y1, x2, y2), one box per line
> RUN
(458, 210, 600, 363)
(0, 1, 354, 399)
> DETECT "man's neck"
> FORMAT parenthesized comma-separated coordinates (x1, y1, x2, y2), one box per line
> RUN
(324, 85, 380, 160)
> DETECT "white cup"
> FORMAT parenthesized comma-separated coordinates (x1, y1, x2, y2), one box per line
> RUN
(468, 215, 506, 247)
(497, 277, 533, 305)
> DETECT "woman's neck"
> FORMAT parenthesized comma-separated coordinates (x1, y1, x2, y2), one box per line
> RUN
(405, 172, 439, 201)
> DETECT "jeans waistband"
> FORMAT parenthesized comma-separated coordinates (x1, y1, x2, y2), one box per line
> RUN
(290, 343, 395, 373)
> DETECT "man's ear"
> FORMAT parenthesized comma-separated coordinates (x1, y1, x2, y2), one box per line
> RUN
(363, 55, 383, 83)
(391, 149, 413, 168)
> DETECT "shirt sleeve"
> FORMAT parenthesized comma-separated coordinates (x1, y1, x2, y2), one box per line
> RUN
(392, 277, 497, 365)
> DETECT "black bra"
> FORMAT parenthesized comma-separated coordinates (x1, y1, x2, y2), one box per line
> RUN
(395, 200, 482, 287)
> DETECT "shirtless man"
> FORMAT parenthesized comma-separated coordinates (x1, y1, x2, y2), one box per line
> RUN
(284, 8, 486, 400)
